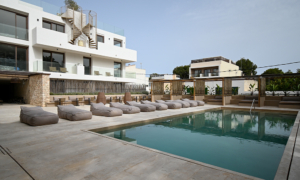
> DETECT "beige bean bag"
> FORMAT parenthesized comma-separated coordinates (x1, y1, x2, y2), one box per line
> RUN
(140, 100, 168, 110)
(126, 101, 156, 112)
(57, 105, 92, 121)
(166, 100, 190, 108)
(20, 106, 59, 126)
(110, 102, 140, 114)
(155, 100, 181, 109)
(182, 98, 205, 106)
(90, 103, 123, 117)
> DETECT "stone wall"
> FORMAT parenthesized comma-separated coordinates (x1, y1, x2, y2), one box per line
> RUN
(29, 74, 50, 107)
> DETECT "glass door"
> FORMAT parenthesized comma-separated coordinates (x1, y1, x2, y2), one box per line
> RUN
(83, 57, 91, 75)
(114, 62, 122, 77)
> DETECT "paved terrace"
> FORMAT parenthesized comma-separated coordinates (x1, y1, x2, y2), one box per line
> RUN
(0, 104, 299, 180)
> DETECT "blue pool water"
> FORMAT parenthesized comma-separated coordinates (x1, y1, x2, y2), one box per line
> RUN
(97, 110, 296, 180)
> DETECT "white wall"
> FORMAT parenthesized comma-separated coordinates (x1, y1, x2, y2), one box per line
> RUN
(125, 64, 149, 85)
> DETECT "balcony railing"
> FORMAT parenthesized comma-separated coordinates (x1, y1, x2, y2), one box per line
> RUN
(191, 72, 219, 78)
(125, 72, 136, 79)
(0, 59, 28, 71)
(0, 23, 28, 40)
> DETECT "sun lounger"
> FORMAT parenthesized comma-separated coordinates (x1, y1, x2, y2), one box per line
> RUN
(166, 100, 190, 108)
(126, 101, 156, 112)
(20, 106, 59, 126)
(155, 100, 181, 109)
(57, 104, 92, 121)
(110, 102, 140, 114)
(182, 98, 205, 106)
(177, 99, 197, 107)
(90, 103, 123, 117)
(140, 100, 168, 110)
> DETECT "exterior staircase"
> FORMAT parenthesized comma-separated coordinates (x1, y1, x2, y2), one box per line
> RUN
(67, 19, 82, 45)
(82, 23, 97, 49)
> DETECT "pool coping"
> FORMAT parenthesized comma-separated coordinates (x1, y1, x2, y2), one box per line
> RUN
(86, 106, 300, 180)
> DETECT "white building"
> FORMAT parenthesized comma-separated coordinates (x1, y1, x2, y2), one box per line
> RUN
(0, 0, 147, 99)
(187, 56, 257, 94)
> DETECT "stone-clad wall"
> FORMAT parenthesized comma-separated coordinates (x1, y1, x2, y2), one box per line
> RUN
(29, 74, 50, 107)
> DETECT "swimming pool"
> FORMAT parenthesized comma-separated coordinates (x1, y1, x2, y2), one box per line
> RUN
(96, 110, 296, 180)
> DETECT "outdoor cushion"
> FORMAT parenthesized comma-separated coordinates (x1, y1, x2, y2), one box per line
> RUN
(166, 100, 190, 108)
(244, 96, 258, 100)
(90, 103, 123, 117)
(20, 106, 59, 126)
(182, 99, 205, 106)
(155, 100, 181, 109)
(141, 100, 168, 110)
(279, 101, 300, 104)
(110, 102, 140, 114)
(126, 101, 156, 112)
(281, 97, 300, 101)
(68, 96, 77, 101)
(178, 100, 197, 107)
(57, 104, 92, 121)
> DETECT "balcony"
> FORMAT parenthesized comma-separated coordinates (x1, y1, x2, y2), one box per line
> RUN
(32, 27, 136, 62)
(0, 22, 28, 40)
(33, 61, 136, 82)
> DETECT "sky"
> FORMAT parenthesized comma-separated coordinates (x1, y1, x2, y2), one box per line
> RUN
(47, 0, 300, 75)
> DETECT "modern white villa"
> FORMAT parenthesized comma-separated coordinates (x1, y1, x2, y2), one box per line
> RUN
(0, 0, 147, 106)
(188, 56, 257, 94)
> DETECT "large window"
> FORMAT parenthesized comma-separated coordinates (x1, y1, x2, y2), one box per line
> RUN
(0, 9, 28, 40)
(97, 35, 104, 43)
(0, 43, 27, 71)
(83, 57, 91, 75)
(43, 21, 64, 33)
(42, 51, 65, 72)
(114, 39, 122, 47)
(204, 69, 210, 77)
(114, 62, 122, 77)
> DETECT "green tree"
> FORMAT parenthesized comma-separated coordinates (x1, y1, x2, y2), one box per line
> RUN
(262, 68, 284, 75)
(285, 69, 293, 74)
(297, 69, 300, 73)
(236, 58, 257, 76)
(173, 65, 190, 79)
(65, 0, 80, 11)
(149, 73, 159, 80)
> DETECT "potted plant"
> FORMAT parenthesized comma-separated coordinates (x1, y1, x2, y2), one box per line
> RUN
(249, 83, 257, 96)
(267, 82, 278, 96)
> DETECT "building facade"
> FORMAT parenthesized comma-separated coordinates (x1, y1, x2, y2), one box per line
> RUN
(187, 56, 257, 94)
(0, 0, 146, 106)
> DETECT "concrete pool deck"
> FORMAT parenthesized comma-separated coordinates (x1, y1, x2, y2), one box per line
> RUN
(0, 104, 299, 180)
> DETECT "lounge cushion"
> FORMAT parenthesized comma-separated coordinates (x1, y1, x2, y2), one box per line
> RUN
(20, 106, 59, 126)
(141, 100, 168, 110)
(279, 101, 300, 104)
(155, 100, 181, 109)
(166, 100, 190, 108)
(281, 97, 300, 101)
(90, 103, 123, 117)
(126, 101, 156, 112)
(182, 99, 205, 106)
(57, 104, 92, 121)
(177, 100, 197, 107)
(110, 102, 140, 114)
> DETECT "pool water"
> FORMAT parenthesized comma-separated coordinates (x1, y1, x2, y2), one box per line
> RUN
(97, 110, 296, 180)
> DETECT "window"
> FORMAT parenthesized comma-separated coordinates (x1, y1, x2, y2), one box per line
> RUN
(114, 39, 122, 47)
(97, 35, 104, 43)
(42, 51, 65, 72)
(43, 21, 64, 33)
(114, 62, 122, 77)
(204, 69, 210, 77)
(83, 57, 91, 75)
(0, 8, 28, 40)
(0, 43, 27, 71)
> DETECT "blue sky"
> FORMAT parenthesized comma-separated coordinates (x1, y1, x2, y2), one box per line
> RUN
(47, 0, 300, 75)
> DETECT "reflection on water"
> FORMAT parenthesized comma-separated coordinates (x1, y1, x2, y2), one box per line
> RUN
(99, 110, 295, 180)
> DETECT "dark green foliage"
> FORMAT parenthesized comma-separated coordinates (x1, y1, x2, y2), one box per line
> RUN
(236, 58, 257, 76)
(173, 65, 190, 79)
(149, 73, 159, 80)
(64, 0, 80, 10)
(262, 68, 284, 75)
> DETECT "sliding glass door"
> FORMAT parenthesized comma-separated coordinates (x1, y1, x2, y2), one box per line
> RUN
(83, 57, 91, 75)
(114, 62, 122, 77)
(0, 43, 27, 71)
